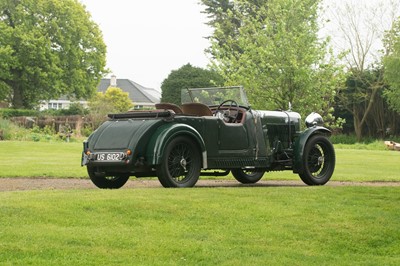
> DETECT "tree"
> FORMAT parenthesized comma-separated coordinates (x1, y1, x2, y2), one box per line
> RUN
(383, 16, 400, 113)
(0, 0, 107, 109)
(201, 0, 266, 59)
(337, 68, 394, 138)
(328, 0, 400, 140)
(89, 87, 132, 114)
(88, 87, 133, 128)
(160, 64, 224, 105)
(201, 0, 343, 120)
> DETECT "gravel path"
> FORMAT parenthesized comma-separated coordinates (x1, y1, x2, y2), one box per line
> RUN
(1, 178, 399, 191)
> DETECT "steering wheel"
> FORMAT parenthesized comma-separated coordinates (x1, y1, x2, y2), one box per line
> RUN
(216, 99, 239, 123)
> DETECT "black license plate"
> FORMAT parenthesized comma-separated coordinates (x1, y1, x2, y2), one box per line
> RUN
(96, 153, 124, 161)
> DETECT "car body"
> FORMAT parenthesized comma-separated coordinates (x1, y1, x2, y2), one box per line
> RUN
(81, 86, 335, 188)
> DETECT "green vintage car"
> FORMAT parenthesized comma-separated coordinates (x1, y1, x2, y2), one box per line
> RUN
(81, 86, 335, 188)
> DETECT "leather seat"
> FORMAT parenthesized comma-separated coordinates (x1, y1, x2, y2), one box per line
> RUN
(181, 103, 213, 116)
(155, 103, 183, 114)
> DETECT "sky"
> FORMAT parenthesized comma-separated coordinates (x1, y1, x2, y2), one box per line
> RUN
(79, 0, 211, 91)
(79, 0, 399, 91)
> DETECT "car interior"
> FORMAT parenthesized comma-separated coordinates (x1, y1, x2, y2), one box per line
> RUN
(156, 102, 245, 124)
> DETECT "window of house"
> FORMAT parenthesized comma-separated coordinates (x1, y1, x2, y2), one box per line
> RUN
(48, 103, 63, 110)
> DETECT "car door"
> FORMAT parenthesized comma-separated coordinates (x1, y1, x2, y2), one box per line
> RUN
(217, 119, 249, 152)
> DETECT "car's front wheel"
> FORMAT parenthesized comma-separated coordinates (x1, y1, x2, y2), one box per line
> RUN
(232, 169, 265, 184)
(156, 136, 201, 188)
(299, 135, 335, 185)
(87, 167, 129, 189)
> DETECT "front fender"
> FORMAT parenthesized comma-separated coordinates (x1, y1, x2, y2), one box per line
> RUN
(146, 123, 207, 168)
(293, 126, 331, 173)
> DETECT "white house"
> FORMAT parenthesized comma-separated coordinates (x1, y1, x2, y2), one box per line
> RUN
(40, 75, 161, 110)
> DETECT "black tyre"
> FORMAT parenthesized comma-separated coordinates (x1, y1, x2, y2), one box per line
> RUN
(87, 167, 129, 189)
(232, 169, 265, 184)
(156, 136, 201, 188)
(299, 135, 335, 185)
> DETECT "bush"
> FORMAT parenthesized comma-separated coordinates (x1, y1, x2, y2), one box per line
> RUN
(40, 102, 89, 116)
(331, 134, 400, 150)
(330, 134, 381, 144)
(0, 118, 31, 140)
(334, 141, 389, 150)
(81, 125, 94, 137)
(0, 108, 38, 118)
(0, 117, 80, 142)
(330, 134, 358, 144)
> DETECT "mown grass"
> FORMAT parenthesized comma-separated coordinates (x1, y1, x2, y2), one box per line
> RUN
(1, 187, 399, 265)
(1, 141, 400, 182)
(266, 146, 400, 182)
(0, 141, 87, 178)
(333, 148, 400, 182)
(1, 141, 399, 265)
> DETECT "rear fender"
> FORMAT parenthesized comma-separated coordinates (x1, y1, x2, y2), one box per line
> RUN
(293, 126, 331, 173)
(146, 123, 207, 168)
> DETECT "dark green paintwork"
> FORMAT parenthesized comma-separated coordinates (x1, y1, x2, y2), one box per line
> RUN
(82, 86, 336, 188)
(145, 121, 207, 166)
(83, 80, 336, 184)
(292, 126, 331, 173)
(82, 106, 330, 177)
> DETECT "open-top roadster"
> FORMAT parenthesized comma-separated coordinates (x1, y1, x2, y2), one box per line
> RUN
(81, 86, 335, 188)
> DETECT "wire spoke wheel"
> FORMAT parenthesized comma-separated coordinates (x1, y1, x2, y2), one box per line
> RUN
(87, 167, 129, 189)
(307, 146, 324, 175)
(167, 142, 192, 182)
(232, 168, 265, 184)
(157, 136, 201, 187)
(299, 135, 335, 185)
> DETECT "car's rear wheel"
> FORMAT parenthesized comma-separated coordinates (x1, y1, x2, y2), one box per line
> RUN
(299, 135, 335, 185)
(87, 167, 129, 189)
(232, 169, 265, 184)
(156, 136, 201, 188)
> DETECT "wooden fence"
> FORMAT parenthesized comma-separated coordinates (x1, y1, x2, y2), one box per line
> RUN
(10, 115, 90, 137)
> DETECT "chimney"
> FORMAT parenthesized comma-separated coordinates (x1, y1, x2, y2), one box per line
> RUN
(110, 74, 117, 87)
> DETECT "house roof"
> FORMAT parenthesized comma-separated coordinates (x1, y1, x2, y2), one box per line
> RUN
(99, 79, 160, 105)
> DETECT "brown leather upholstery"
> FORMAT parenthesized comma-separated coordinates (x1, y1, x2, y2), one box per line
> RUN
(155, 103, 183, 114)
(181, 103, 213, 116)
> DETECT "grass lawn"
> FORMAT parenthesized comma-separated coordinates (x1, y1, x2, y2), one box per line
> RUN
(0, 141, 87, 178)
(0, 141, 399, 182)
(1, 187, 399, 265)
(1, 141, 400, 265)
(333, 149, 400, 182)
